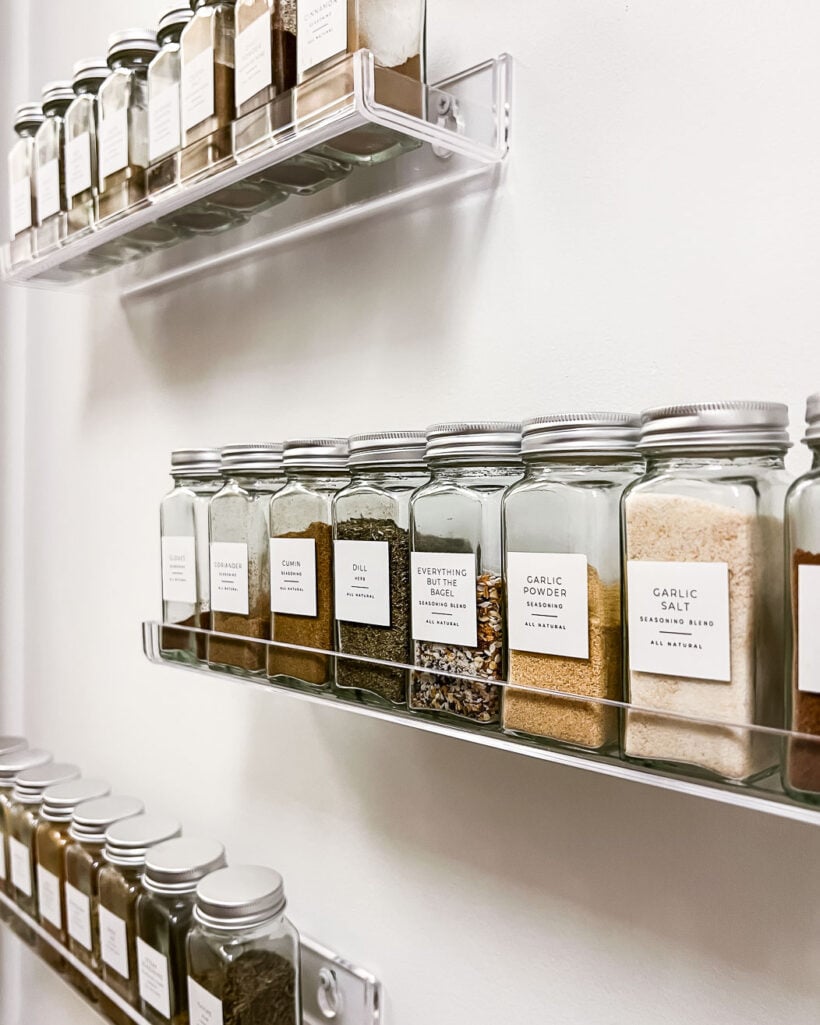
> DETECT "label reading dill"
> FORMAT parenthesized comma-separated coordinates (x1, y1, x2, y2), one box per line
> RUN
(411, 552, 477, 647)
(627, 560, 731, 681)
(507, 552, 589, 658)
(334, 540, 391, 627)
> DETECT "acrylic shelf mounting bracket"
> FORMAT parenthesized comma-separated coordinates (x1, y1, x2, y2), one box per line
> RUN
(1, 51, 512, 296)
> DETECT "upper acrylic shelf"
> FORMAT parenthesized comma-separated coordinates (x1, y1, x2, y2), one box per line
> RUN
(1, 52, 511, 297)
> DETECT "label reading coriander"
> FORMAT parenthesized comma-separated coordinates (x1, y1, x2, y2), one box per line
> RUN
(138, 938, 172, 1018)
(270, 538, 317, 616)
(37, 865, 62, 928)
(149, 84, 182, 162)
(188, 977, 224, 1025)
(507, 552, 590, 658)
(66, 132, 92, 197)
(100, 905, 130, 978)
(236, 13, 273, 107)
(9, 837, 31, 896)
(36, 160, 60, 220)
(210, 542, 249, 615)
(99, 109, 129, 179)
(65, 882, 92, 949)
(182, 47, 215, 131)
(411, 552, 477, 647)
(297, 0, 347, 77)
(334, 540, 391, 627)
(162, 535, 197, 604)
(11, 177, 32, 235)
(627, 560, 731, 681)
(798, 564, 820, 694)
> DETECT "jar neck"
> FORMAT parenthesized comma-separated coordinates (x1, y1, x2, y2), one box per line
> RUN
(110, 55, 153, 72)
(523, 453, 642, 473)
(105, 861, 144, 879)
(194, 0, 235, 8)
(429, 462, 522, 480)
(43, 103, 71, 119)
(173, 474, 220, 487)
(350, 465, 428, 483)
(75, 81, 106, 97)
(200, 909, 286, 936)
(643, 450, 786, 471)
(159, 28, 186, 47)
(284, 468, 349, 484)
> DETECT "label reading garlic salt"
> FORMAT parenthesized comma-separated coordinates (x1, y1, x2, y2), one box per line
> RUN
(334, 540, 391, 627)
(411, 552, 477, 648)
(506, 552, 589, 659)
(210, 542, 249, 615)
(627, 560, 731, 681)
(270, 538, 317, 616)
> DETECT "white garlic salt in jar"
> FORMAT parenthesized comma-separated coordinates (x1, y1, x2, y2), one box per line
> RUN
(621, 402, 791, 784)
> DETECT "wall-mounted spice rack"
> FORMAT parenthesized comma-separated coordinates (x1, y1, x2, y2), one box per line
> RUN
(1, 52, 510, 298)
(142, 620, 820, 826)
(0, 890, 381, 1025)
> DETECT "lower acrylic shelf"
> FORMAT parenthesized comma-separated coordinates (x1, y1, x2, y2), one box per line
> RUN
(142, 620, 820, 826)
(0, 891, 381, 1025)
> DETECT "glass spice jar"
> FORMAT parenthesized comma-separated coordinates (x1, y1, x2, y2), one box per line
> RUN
(187, 865, 301, 1025)
(148, 7, 195, 196)
(7, 104, 44, 267)
(235, 0, 296, 119)
(97, 29, 160, 222)
(784, 393, 820, 804)
(33, 82, 75, 254)
(0, 747, 49, 918)
(98, 816, 183, 1006)
(160, 448, 222, 664)
(502, 414, 643, 753)
(136, 837, 227, 1025)
(64, 60, 110, 238)
(209, 444, 285, 674)
(409, 423, 523, 726)
(269, 438, 350, 688)
(622, 402, 791, 784)
(333, 431, 428, 708)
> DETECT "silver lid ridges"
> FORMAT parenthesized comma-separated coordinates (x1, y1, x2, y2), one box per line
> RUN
(41, 778, 111, 823)
(72, 59, 110, 87)
(522, 412, 641, 456)
(0, 748, 52, 784)
(425, 421, 522, 463)
(283, 438, 349, 472)
(69, 795, 145, 843)
(13, 763, 80, 805)
(172, 447, 221, 477)
(0, 737, 27, 757)
(104, 814, 182, 867)
(158, 6, 194, 39)
(348, 431, 427, 468)
(145, 837, 227, 894)
(220, 443, 284, 474)
(804, 392, 820, 445)
(107, 28, 160, 62)
(41, 81, 76, 107)
(195, 865, 286, 930)
(638, 401, 791, 452)
(13, 103, 45, 131)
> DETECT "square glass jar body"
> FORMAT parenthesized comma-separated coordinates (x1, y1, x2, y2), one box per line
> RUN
(64, 95, 100, 237)
(5, 799, 40, 919)
(33, 113, 68, 254)
(136, 888, 197, 1025)
(97, 67, 151, 221)
(98, 862, 143, 1004)
(148, 42, 184, 195)
(7, 135, 37, 265)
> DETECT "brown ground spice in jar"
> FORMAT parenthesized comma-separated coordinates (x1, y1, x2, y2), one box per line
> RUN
(787, 549, 820, 794)
(503, 565, 622, 750)
(210, 557, 270, 673)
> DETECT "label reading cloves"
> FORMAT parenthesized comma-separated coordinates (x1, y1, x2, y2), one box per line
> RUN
(506, 552, 590, 658)
(411, 552, 477, 647)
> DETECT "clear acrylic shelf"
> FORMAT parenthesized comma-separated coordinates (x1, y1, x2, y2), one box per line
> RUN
(0, 890, 381, 1025)
(142, 620, 820, 826)
(2, 52, 511, 296)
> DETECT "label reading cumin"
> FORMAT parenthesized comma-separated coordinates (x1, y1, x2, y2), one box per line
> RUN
(410, 552, 477, 647)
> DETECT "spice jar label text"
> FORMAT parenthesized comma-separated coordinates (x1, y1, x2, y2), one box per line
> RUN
(270, 537, 318, 617)
(410, 552, 478, 647)
(209, 542, 250, 616)
(506, 552, 590, 659)
(334, 539, 392, 628)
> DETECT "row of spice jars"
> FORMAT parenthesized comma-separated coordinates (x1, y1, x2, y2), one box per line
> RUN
(7, 0, 428, 268)
(0, 738, 301, 1025)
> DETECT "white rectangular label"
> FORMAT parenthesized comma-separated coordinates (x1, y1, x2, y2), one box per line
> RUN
(9, 837, 31, 896)
(411, 552, 477, 647)
(236, 13, 272, 107)
(627, 560, 731, 681)
(270, 538, 317, 616)
(149, 83, 181, 162)
(798, 563, 820, 694)
(36, 159, 60, 220)
(99, 109, 129, 179)
(100, 905, 130, 978)
(37, 865, 62, 928)
(162, 535, 198, 604)
(188, 977, 224, 1025)
(182, 47, 215, 131)
(297, 0, 347, 77)
(65, 882, 92, 950)
(507, 552, 590, 658)
(138, 938, 172, 1019)
(334, 540, 391, 627)
(210, 542, 249, 615)
(0, 836, 5, 879)
(66, 132, 92, 197)
(10, 177, 31, 235)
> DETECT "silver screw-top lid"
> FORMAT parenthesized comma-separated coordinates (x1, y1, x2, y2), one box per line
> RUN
(804, 393, 820, 445)
(69, 795, 144, 844)
(144, 837, 227, 894)
(13, 104, 45, 132)
(638, 402, 791, 452)
(195, 865, 286, 930)
(158, 6, 194, 41)
(283, 438, 349, 472)
(521, 412, 642, 456)
(107, 29, 160, 64)
(171, 448, 221, 477)
(0, 737, 27, 757)
(0, 749, 52, 786)
(104, 814, 182, 867)
(13, 763, 80, 805)
(348, 431, 428, 468)
(425, 421, 523, 463)
(220, 444, 284, 475)
(72, 59, 110, 88)
(41, 81, 76, 108)
(41, 779, 111, 823)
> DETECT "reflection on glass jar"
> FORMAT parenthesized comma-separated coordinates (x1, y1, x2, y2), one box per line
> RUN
(148, 7, 194, 196)
(7, 104, 44, 266)
(64, 60, 110, 237)
(33, 82, 74, 254)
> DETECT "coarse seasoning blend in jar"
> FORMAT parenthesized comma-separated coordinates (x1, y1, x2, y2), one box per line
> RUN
(269, 439, 350, 687)
(503, 414, 643, 752)
(160, 447, 222, 664)
(0, 748, 50, 911)
(187, 865, 301, 1025)
(7, 103, 44, 266)
(333, 431, 429, 707)
(97, 30, 160, 221)
(147, 6, 194, 195)
(136, 838, 227, 1025)
(64, 60, 110, 237)
(33, 82, 75, 254)
(409, 423, 523, 725)
(209, 444, 285, 674)
(784, 393, 820, 804)
(622, 402, 791, 784)
(98, 816, 183, 1006)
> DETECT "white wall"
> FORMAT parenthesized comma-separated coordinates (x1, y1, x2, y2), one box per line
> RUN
(2, 1, 820, 1023)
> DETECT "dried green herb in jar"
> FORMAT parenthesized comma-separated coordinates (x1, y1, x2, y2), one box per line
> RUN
(193, 951, 297, 1025)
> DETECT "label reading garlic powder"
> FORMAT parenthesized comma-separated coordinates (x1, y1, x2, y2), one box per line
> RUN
(507, 552, 589, 659)
(411, 552, 477, 647)
(627, 560, 731, 681)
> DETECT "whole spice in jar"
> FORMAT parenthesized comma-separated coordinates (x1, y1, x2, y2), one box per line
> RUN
(787, 549, 820, 794)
